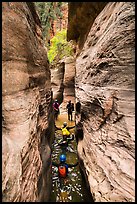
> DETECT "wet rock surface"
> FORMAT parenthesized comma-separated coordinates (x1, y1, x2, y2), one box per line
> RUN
(2, 2, 53, 202)
(74, 2, 135, 202)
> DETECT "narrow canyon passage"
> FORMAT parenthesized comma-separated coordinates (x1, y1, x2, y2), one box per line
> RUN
(49, 113, 94, 202)
(2, 2, 135, 202)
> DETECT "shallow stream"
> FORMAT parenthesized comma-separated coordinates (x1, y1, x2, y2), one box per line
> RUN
(49, 114, 93, 202)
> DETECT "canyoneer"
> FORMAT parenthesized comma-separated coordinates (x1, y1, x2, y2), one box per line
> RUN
(52, 154, 78, 179)
(66, 100, 74, 121)
(55, 122, 75, 140)
(52, 154, 78, 201)
(53, 99, 60, 120)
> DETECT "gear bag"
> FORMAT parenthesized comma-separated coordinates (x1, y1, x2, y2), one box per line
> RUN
(58, 165, 67, 178)
(61, 127, 70, 136)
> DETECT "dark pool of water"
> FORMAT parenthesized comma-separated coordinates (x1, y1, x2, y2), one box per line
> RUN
(49, 130, 94, 202)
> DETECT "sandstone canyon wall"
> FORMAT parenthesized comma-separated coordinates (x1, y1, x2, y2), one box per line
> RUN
(51, 56, 75, 114)
(50, 61, 65, 104)
(60, 57, 76, 113)
(2, 2, 54, 202)
(69, 2, 135, 202)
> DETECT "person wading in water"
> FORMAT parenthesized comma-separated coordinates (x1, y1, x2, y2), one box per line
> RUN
(55, 122, 75, 140)
(52, 154, 78, 179)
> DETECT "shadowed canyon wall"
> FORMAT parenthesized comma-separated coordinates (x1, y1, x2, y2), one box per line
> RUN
(67, 2, 107, 51)
(68, 2, 135, 202)
(2, 2, 54, 202)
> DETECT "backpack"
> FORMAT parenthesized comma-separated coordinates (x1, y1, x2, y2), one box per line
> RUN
(61, 127, 70, 136)
(58, 165, 67, 178)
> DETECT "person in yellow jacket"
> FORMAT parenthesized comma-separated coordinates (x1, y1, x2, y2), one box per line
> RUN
(55, 122, 75, 140)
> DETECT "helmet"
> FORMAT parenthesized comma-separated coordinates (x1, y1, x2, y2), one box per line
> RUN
(60, 154, 66, 162)
(63, 122, 67, 127)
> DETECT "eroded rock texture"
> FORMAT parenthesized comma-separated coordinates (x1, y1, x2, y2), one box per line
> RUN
(74, 2, 135, 202)
(50, 61, 65, 104)
(61, 57, 75, 113)
(2, 2, 54, 202)
(51, 56, 75, 113)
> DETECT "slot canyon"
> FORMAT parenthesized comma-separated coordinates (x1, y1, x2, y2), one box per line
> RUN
(2, 2, 135, 202)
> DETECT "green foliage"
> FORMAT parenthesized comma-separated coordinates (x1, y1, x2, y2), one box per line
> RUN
(35, 2, 53, 39)
(35, 2, 72, 62)
(35, 2, 66, 41)
(47, 29, 74, 63)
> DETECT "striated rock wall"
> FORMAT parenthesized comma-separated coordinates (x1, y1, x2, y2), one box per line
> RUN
(50, 62, 65, 104)
(60, 57, 75, 113)
(50, 56, 75, 113)
(2, 2, 54, 202)
(74, 2, 135, 202)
